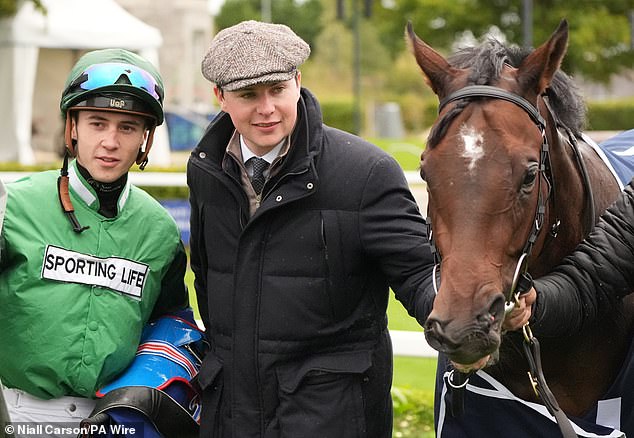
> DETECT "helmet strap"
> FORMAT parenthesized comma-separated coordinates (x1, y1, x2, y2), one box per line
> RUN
(136, 125, 156, 171)
(58, 149, 89, 233)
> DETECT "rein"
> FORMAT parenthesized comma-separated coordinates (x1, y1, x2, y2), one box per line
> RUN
(430, 85, 578, 438)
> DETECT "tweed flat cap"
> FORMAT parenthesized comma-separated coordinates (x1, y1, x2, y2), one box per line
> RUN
(201, 20, 310, 91)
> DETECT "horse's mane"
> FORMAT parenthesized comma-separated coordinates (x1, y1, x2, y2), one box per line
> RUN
(427, 38, 586, 148)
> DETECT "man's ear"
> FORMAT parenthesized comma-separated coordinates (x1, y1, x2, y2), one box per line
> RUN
(214, 86, 226, 110)
(71, 117, 78, 141)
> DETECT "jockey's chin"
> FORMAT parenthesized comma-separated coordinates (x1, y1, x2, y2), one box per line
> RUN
(451, 354, 491, 373)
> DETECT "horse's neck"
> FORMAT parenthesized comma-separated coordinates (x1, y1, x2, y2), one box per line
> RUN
(531, 124, 618, 276)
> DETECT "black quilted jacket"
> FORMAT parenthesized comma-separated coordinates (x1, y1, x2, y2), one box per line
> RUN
(187, 88, 436, 437)
(532, 178, 634, 336)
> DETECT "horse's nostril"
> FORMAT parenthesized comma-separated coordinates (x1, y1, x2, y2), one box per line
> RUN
(477, 312, 495, 330)
(424, 317, 453, 351)
(424, 317, 443, 335)
(489, 295, 506, 322)
(476, 296, 506, 329)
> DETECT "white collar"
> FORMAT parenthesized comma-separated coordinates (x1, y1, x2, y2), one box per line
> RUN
(240, 136, 285, 164)
(69, 160, 131, 212)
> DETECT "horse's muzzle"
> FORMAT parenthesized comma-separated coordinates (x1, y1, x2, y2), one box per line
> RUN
(424, 296, 506, 365)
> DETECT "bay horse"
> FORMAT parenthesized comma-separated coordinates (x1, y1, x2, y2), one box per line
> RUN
(408, 20, 634, 436)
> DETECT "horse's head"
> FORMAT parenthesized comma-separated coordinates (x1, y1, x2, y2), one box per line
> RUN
(408, 20, 570, 369)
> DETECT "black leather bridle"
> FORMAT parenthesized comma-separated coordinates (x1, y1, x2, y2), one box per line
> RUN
(429, 85, 577, 438)
(435, 85, 554, 308)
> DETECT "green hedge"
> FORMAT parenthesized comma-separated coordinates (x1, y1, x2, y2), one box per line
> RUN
(586, 99, 634, 131)
(319, 96, 440, 135)
(320, 99, 357, 133)
(392, 387, 435, 437)
(390, 95, 438, 133)
(399, 97, 634, 133)
(139, 185, 189, 200)
(317, 97, 634, 134)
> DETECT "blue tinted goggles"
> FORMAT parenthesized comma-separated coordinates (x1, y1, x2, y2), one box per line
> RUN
(70, 62, 163, 102)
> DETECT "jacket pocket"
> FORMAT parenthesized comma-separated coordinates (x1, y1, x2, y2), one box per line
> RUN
(321, 210, 357, 321)
(197, 353, 224, 437)
(275, 350, 372, 438)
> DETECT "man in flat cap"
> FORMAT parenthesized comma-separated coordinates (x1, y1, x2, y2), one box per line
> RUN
(189, 20, 437, 437)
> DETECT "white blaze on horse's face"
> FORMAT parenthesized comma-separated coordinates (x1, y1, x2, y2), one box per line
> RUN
(460, 124, 485, 173)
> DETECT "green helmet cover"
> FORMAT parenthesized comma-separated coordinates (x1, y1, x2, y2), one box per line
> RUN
(60, 49, 165, 125)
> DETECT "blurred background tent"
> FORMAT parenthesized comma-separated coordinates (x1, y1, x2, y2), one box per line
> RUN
(0, 0, 172, 165)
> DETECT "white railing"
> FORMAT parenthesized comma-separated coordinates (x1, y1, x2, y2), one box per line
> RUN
(390, 329, 436, 357)
(0, 171, 422, 187)
(0, 171, 188, 187)
(1, 170, 434, 358)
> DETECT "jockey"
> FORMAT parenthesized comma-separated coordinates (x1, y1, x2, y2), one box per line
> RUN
(0, 49, 192, 438)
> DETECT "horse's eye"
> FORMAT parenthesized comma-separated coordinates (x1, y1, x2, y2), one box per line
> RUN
(522, 166, 538, 189)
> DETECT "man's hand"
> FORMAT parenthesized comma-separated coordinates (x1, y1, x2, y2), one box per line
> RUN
(503, 287, 537, 331)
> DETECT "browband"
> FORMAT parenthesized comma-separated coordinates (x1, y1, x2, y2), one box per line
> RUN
(439, 85, 545, 128)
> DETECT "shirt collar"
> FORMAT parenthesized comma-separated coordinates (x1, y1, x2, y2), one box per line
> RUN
(240, 136, 285, 164)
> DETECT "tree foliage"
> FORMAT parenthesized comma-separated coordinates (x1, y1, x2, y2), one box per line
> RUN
(214, 0, 323, 50)
(211, 0, 633, 133)
(215, 0, 633, 85)
(0, 0, 19, 17)
(0, 0, 45, 18)
(371, 0, 634, 83)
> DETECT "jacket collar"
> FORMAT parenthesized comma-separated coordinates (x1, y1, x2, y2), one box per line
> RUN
(68, 159, 132, 213)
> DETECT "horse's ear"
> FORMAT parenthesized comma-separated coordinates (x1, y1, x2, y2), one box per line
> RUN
(406, 21, 461, 98)
(517, 19, 569, 96)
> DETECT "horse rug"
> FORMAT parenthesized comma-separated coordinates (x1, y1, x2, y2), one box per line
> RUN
(432, 129, 634, 437)
(585, 129, 634, 189)
(434, 305, 634, 437)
